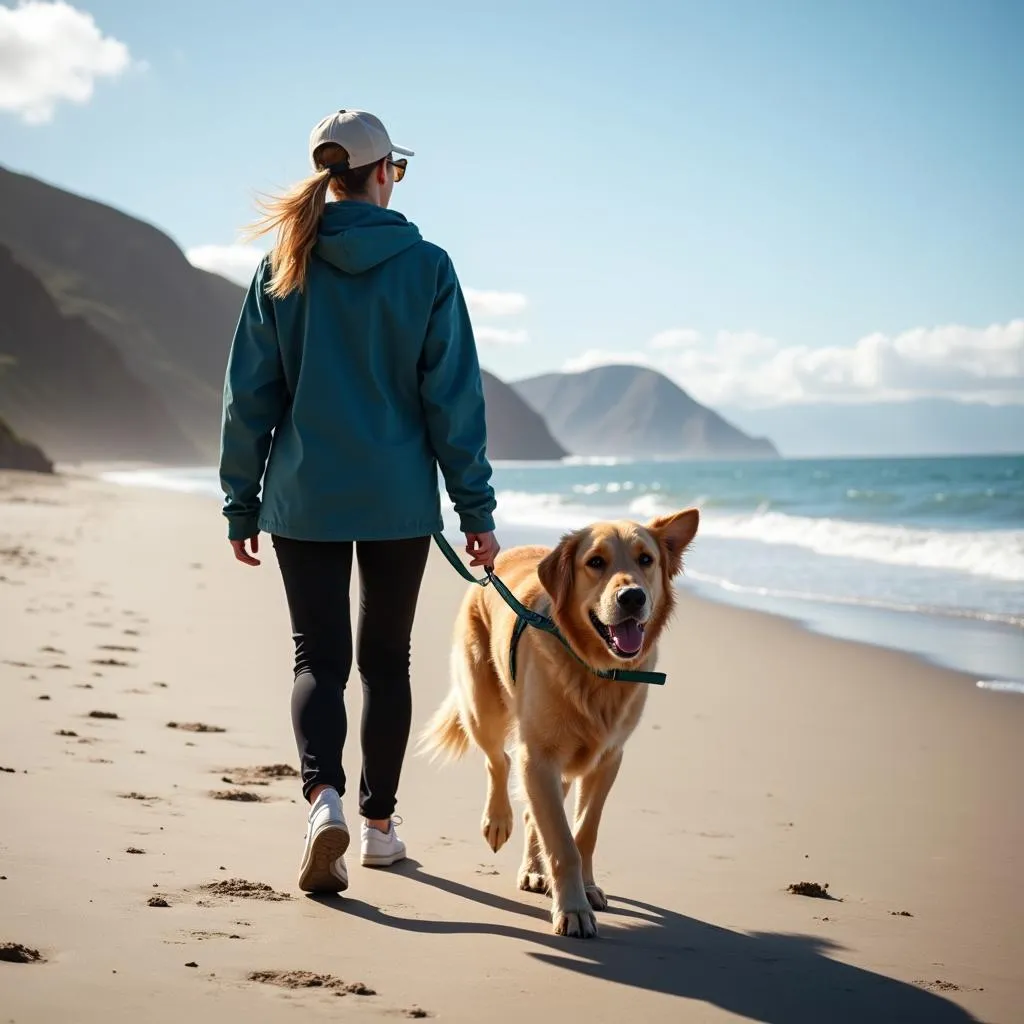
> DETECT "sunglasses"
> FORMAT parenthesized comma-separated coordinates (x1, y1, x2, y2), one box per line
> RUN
(387, 158, 408, 183)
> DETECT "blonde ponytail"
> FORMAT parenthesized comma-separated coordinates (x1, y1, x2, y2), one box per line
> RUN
(244, 141, 381, 299)
(245, 168, 332, 299)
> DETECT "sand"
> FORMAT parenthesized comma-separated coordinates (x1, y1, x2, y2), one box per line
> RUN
(1, 469, 1021, 1023)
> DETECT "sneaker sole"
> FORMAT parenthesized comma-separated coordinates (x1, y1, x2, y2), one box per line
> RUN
(298, 824, 350, 893)
(360, 848, 407, 868)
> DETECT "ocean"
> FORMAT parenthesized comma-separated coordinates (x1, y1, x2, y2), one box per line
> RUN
(102, 454, 1024, 693)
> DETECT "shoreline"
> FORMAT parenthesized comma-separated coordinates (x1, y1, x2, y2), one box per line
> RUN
(83, 461, 1024, 693)
(683, 578, 1024, 693)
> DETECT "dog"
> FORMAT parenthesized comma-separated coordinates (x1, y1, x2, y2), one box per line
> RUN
(420, 508, 699, 938)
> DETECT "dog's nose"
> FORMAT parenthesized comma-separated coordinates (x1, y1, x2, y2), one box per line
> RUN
(616, 586, 647, 615)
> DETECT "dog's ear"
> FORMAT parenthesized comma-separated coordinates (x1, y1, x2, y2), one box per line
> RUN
(647, 508, 699, 577)
(537, 531, 580, 610)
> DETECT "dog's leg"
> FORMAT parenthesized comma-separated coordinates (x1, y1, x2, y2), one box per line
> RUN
(455, 623, 515, 853)
(573, 748, 623, 912)
(518, 778, 570, 894)
(519, 747, 596, 938)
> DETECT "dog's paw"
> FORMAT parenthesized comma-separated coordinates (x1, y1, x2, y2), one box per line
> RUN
(481, 811, 513, 853)
(517, 870, 550, 894)
(584, 884, 608, 911)
(552, 906, 598, 939)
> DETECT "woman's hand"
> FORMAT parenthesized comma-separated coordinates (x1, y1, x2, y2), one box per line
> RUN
(465, 531, 500, 570)
(230, 535, 261, 566)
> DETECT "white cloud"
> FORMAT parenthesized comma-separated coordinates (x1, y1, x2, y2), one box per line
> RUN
(464, 289, 527, 317)
(475, 326, 529, 345)
(568, 320, 1024, 408)
(649, 328, 700, 350)
(186, 244, 266, 285)
(0, 1, 134, 124)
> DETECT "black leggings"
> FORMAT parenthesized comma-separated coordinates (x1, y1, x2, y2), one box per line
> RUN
(271, 534, 431, 818)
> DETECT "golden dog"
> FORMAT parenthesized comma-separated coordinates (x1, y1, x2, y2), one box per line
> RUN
(420, 508, 699, 938)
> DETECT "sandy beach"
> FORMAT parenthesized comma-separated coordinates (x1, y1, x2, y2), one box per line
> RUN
(1, 468, 1021, 1023)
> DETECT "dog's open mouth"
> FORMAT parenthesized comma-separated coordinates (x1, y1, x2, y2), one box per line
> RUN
(589, 611, 645, 659)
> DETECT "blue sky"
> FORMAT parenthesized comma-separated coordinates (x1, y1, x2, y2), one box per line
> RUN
(1, 0, 1021, 412)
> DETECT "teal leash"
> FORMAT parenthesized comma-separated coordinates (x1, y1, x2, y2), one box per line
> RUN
(431, 532, 666, 686)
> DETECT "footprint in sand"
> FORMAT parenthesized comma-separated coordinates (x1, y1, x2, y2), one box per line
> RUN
(219, 764, 298, 787)
(98, 644, 139, 653)
(0, 943, 45, 964)
(167, 721, 226, 733)
(787, 881, 840, 900)
(914, 979, 980, 994)
(247, 970, 376, 996)
(91, 658, 132, 668)
(120, 792, 160, 802)
(197, 879, 292, 902)
(88, 710, 120, 720)
(210, 789, 267, 803)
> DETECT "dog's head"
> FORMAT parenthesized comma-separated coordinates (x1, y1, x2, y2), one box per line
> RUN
(536, 508, 699, 669)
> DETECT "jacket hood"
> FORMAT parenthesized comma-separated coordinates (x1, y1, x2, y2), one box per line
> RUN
(313, 201, 422, 274)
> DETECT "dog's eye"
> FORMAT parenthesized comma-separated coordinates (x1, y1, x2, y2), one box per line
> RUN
(638, 552, 654, 567)
(586, 555, 605, 570)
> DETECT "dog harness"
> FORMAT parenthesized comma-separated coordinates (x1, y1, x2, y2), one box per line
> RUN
(431, 532, 666, 686)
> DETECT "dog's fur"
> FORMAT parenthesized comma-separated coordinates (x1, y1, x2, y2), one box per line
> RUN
(419, 508, 699, 938)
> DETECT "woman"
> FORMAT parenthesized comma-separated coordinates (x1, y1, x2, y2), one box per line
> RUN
(219, 108, 500, 894)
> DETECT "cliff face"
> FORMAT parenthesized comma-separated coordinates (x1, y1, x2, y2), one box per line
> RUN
(0, 166, 243, 462)
(480, 371, 566, 460)
(0, 244, 199, 463)
(0, 415, 53, 474)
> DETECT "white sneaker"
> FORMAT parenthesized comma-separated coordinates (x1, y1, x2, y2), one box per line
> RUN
(298, 788, 350, 893)
(360, 816, 407, 868)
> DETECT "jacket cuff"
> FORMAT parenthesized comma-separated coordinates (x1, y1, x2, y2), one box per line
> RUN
(226, 514, 260, 541)
(459, 511, 496, 534)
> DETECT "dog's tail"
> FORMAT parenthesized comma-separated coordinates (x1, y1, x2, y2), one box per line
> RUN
(417, 690, 470, 763)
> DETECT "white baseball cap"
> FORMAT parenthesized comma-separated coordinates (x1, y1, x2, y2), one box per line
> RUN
(308, 109, 414, 170)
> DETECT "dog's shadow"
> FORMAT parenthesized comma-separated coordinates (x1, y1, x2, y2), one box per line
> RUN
(311, 860, 977, 1023)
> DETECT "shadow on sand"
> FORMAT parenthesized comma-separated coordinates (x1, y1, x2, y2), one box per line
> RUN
(311, 859, 976, 1023)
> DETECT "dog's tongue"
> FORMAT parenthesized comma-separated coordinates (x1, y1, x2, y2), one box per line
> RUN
(609, 620, 643, 655)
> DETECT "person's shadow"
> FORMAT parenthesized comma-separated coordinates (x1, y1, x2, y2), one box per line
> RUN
(312, 860, 977, 1023)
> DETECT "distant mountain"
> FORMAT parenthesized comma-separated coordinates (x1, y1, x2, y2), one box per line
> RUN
(0, 244, 200, 463)
(480, 370, 566, 460)
(720, 400, 1024, 457)
(0, 166, 243, 462)
(513, 365, 778, 459)
(0, 415, 52, 473)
